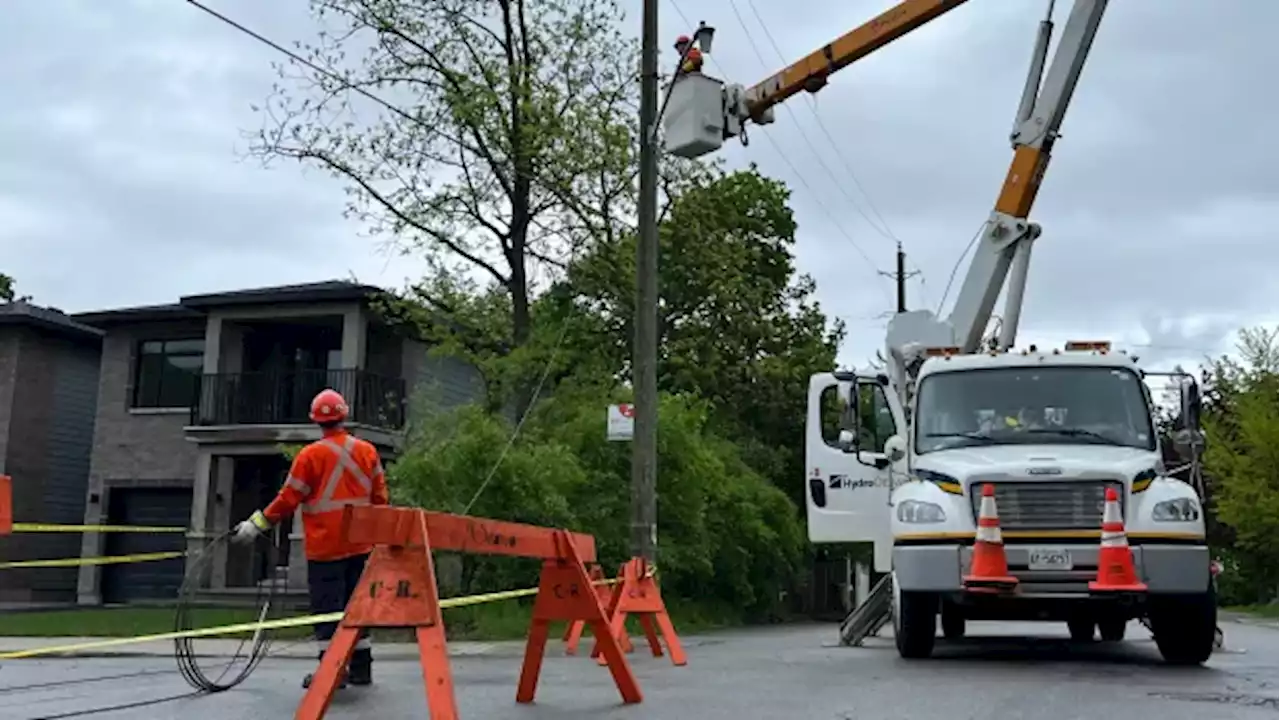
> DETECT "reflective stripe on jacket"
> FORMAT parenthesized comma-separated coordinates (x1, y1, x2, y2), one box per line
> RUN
(263, 430, 389, 561)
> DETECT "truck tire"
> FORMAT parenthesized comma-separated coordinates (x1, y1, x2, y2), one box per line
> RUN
(1148, 585, 1216, 666)
(1098, 618, 1126, 642)
(940, 603, 965, 639)
(1067, 617, 1095, 642)
(894, 590, 937, 659)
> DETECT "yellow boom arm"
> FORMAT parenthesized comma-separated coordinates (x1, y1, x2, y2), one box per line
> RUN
(744, 0, 972, 121)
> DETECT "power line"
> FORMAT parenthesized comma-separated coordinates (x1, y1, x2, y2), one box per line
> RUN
(725, 0, 897, 247)
(741, 0, 899, 241)
(190, 0, 584, 514)
(739, 0, 939, 307)
(185, 1, 430, 131)
(667, 0, 892, 304)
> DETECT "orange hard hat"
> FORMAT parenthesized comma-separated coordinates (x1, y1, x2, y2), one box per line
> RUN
(310, 388, 349, 423)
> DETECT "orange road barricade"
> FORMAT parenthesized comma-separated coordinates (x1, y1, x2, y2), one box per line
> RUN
(294, 505, 642, 720)
(561, 563, 633, 655)
(0, 475, 12, 536)
(588, 557, 687, 668)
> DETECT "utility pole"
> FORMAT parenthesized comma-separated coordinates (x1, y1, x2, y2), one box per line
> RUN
(631, 0, 660, 562)
(879, 242, 920, 313)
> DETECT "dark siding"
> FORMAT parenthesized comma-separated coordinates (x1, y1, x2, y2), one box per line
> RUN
(35, 342, 101, 596)
(0, 336, 16, 472)
(0, 328, 101, 602)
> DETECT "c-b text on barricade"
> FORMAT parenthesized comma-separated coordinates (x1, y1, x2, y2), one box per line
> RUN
(294, 505, 642, 720)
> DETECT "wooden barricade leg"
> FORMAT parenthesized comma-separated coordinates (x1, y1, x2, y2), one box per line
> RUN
(295, 510, 458, 720)
(563, 564, 632, 655)
(591, 558, 687, 667)
(517, 531, 642, 705)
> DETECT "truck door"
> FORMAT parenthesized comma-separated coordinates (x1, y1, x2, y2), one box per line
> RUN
(804, 373, 900, 571)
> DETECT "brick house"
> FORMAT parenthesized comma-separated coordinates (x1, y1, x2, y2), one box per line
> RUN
(70, 281, 484, 605)
(0, 301, 103, 604)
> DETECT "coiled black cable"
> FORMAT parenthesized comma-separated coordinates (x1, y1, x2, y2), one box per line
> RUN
(172, 526, 284, 693)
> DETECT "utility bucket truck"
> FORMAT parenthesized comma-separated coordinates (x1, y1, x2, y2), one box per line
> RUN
(663, 0, 1216, 665)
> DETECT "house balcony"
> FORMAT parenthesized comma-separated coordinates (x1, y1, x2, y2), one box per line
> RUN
(185, 368, 406, 448)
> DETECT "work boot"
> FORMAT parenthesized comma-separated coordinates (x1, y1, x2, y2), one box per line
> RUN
(301, 651, 348, 690)
(348, 648, 373, 686)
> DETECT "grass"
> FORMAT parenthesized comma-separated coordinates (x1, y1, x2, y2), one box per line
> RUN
(0, 598, 743, 643)
(1223, 602, 1279, 619)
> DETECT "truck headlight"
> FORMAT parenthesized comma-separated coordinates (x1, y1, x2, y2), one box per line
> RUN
(1152, 498, 1200, 522)
(897, 500, 946, 524)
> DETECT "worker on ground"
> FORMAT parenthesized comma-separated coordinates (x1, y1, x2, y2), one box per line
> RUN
(674, 34, 704, 75)
(232, 388, 389, 689)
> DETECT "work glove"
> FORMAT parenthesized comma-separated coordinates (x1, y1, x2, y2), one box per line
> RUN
(233, 510, 271, 544)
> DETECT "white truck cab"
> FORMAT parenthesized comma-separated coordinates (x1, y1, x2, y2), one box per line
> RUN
(805, 343, 1216, 664)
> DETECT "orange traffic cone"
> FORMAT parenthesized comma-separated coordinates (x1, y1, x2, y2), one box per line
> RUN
(1089, 487, 1147, 593)
(963, 483, 1018, 593)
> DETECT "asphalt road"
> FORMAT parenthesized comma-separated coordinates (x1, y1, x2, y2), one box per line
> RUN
(0, 620, 1274, 720)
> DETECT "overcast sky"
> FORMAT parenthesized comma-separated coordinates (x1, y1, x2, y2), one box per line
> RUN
(1, 0, 1275, 371)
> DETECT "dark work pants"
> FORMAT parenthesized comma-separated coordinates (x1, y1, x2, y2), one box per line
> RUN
(307, 552, 372, 653)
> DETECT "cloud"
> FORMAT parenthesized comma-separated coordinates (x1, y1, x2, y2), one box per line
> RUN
(0, 0, 1274, 376)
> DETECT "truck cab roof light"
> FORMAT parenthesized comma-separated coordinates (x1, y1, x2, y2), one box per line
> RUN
(1065, 340, 1111, 353)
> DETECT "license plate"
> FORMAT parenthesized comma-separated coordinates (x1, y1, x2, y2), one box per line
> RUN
(1027, 547, 1073, 571)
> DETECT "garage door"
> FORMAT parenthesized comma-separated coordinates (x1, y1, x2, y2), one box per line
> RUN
(101, 488, 191, 604)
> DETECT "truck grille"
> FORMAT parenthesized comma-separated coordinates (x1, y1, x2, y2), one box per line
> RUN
(969, 481, 1123, 530)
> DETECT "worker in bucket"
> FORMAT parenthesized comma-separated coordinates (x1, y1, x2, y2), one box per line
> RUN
(232, 388, 389, 689)
(674, 34, 703, 75)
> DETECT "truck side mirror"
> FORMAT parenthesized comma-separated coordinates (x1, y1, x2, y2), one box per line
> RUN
(837, 381, 861, 454)
(883, 434, 906, 463)
(1178, 379, 1202, 431)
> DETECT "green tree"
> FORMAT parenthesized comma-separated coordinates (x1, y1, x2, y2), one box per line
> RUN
(252, 0, 651, 412)
(547, 166, 845, 498)
(0, 273, 17, 302)
(389, 387, 806, 621)
(1201, 326, 1278, 604)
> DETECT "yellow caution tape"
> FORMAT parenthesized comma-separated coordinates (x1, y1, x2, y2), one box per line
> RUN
(11, 523, 188, 534)
(0, 551, 186, 570)
(0, 578, 621, 660)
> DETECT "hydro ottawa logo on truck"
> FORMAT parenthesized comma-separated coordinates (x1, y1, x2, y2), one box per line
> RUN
(828, 474, 878, 490)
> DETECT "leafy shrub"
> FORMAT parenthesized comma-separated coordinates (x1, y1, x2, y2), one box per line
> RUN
(388, 388, 805, 622)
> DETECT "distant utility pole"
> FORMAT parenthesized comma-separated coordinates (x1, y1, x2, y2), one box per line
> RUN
(632, 0, 660, 562)
(879, 242, 920, 314)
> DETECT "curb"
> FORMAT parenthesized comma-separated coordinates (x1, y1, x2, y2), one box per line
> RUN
(1222, 613, 1278, 629)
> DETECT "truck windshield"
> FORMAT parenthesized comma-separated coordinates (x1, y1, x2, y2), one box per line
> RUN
(914, 365, 1156, 454)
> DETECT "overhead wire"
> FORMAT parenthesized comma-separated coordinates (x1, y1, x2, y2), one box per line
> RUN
(735, 0, 934, 308)
(935, 220, 988, 316)
(194, 0, 904, 514)
(667, 0, 893, 304)
(186, 0, 593, 515)
(732, 0, 896, 245)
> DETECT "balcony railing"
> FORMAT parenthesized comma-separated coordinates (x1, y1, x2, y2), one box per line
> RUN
(190, 368, 406, 430)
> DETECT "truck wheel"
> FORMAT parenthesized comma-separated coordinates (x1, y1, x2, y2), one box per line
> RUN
(894, 590, 938, 659)
(1149, 585, 1216, 666)
(1067, 617, 1095, 642)
(1098, 618, 1126, 642)
(940, 603, 965, 639)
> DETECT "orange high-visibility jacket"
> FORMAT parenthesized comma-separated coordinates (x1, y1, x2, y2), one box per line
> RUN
(263, 430, 389, 562)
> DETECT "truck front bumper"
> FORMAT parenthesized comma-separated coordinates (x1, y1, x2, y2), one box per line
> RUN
(893, 542, 1209, 595)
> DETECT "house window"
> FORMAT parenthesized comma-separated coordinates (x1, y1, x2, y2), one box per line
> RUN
(134, 339, 205, 408)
